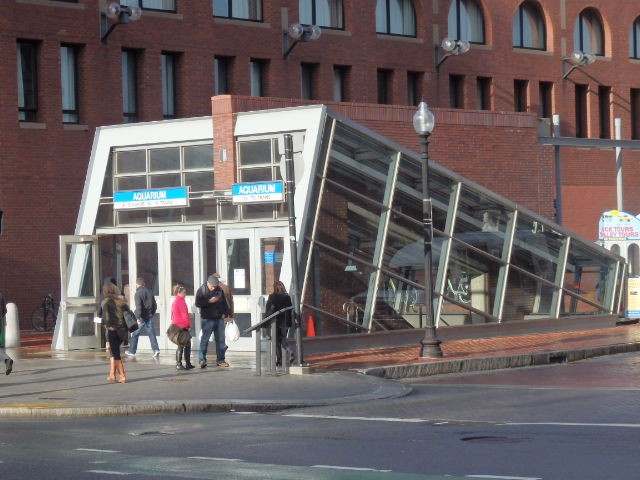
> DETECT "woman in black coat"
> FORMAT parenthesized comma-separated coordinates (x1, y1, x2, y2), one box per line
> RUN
(264, 281, 292, 366)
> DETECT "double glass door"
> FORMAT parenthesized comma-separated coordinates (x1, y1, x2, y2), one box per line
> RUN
(128, 230, 202, 351)
(218, 227, 289, 351)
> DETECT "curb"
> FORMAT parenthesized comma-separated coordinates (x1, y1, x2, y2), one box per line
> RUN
(363, 342, 640, 379)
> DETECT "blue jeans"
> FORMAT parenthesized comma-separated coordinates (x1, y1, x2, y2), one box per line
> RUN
(128, 320, 159, 354)
(199, 317, 227, 363)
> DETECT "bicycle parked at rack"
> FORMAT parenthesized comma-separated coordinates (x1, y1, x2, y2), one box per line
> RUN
(31, 291, 57, 332)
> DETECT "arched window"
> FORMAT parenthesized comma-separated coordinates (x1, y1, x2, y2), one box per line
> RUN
(376, 0, 416, 37)
(513, 1, 546, 50)
(630, 16, 640, 59)
(448, 0, 485, 44)
(573, 8, 604, 55)
(213, 0, 263, 21)
(300, 0, 344, 29)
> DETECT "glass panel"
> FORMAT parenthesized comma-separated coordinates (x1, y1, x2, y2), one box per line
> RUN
(374, 272, 423, 330)
(441, 239, 501, 323)
(503, 267, 555, 320)
(70, 313, 95, 336)
(241, 203, 274, 220)
(116, 150, 146, 174)
(185, 172, 213, 192)
(511, 215, 564, 283)
(96, 204, 114, 228)
(184, 144, 214, 169)
(149, 173, 181, 188)
(239, 167, 272, 183)
(116, 176, 147, 191)
(226, 238, 250, 295)
(136, 242, 159, 295)
(454, 186, 512, 259)
(261, 236, 284, 295)
(238, 139, 271, 166)
(65, 243, 95, 297)
(170, 241, 194, 292)
(560, 290, 603, 316)
(185, 199, 217, 222)
(118, 209, 148, 225)
(150, 207, 182, 224)
(316, 181, 383, 264)
(101, 157, 114, 197)
(150, 147, 180, 172)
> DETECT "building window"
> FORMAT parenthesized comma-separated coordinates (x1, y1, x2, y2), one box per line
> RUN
(213, 0, 262, 21)
(449, 74, 464, 108)
(598, 86, 611, 139)
(539, 81, 553, 119)
(301, 62, 318, 100)
(632, 89, 640, 140)
(17, 41, 38, 122)
(476, 76, 491, 110)
(513, 1, 545, 50)
(162, 52, 177, 119)
(514, 79, 528, 112)
(630, 17, 640, 59)
(448, 0, 485, 44)
(61, 44, 79, 124)
(121, 0, 176, 11)
(333, 65, 349, 102)
(375, 0, 416, 37)
(574, 8, 604, 55)
(300, 0, 343, 29)
(377, 69, 392, 104)
(575, 83, 588, 138)
(250, 59, 266, 97)
(214, 56, 233, 95)
(407, 71, 422, 106)
(122, 49, 138, 123)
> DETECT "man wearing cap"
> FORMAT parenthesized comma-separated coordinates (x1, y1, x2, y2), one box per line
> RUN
(195, 275, 230, 368)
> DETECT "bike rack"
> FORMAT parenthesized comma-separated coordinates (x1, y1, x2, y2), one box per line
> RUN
(243, 306, 295, 376)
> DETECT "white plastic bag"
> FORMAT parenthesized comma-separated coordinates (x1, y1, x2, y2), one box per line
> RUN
(225, 320, 240, 343)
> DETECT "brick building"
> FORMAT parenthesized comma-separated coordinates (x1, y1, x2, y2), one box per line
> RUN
(1, 0, 639, 327)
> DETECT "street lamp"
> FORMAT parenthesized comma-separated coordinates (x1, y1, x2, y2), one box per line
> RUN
(412, 101, 443, 358)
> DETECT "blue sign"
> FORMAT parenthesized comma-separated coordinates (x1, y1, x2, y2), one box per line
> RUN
(232, 181, 284, 204)
(264, 251, 275, 264)
(114, 187, 189, 210)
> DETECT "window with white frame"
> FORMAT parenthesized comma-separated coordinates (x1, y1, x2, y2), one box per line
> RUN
(61, 44, 79, 123)
(375, 0, 416, 37)
(513, 1, 545, 50)
(574, 8, 604, 55)
(448, 0, 485, 44)
(300, 0, 344, 29)
(213, 0, 262, 21)
(162, 52, 177, 119)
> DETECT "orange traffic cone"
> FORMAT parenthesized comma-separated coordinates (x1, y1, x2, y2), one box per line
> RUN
(306, 315, 316, 337)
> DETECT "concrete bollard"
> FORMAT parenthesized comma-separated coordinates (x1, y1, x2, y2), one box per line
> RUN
(5, 303, 20, 348)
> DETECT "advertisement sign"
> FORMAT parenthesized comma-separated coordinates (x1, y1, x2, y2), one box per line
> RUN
(598, 210, 640, 241)
(626, 277, 640, 318)
(114, 187, 188, 210)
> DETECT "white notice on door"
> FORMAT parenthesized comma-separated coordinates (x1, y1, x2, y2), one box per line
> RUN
(234, 269, 246, 289)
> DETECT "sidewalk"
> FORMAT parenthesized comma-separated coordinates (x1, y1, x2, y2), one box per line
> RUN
(2, 323, 640, 418)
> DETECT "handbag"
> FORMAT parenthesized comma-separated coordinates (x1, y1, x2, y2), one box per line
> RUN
(225, 320, 240, 343)
(123, 308, 139, 332)
(167, 323, 191, 346)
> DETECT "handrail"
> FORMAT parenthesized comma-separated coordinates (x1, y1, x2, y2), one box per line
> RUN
(242, 306, 295, 335)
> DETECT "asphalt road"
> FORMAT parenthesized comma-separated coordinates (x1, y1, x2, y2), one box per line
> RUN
(1, 352, 639, 479)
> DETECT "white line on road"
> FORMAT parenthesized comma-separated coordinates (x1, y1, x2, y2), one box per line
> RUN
(502, 421, 640, 428)
(466, 476, 541, 480)
(312, 465, 392, 472)
(85, 470, 131, 476)
(75, 448, 120, 453)
(188, 456, 242, 462)
(284, 413, 429, 423)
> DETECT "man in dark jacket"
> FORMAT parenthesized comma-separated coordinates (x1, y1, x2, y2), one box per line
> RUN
(125, 277, 159, 357)
(195, 275, 229, 368)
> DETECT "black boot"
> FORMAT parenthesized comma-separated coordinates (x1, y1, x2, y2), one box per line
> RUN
(184, 345, 195, 369)
(176, 348, 185, 370)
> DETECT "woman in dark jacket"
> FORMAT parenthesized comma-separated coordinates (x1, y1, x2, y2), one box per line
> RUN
(264, 281, 293, 366)
(101, 282, 129, 383)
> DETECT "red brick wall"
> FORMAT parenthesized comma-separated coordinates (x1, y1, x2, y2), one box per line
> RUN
(1, 1, 639, 324)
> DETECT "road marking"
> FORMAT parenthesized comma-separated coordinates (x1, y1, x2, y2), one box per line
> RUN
(284, 413, 428, 423)
(503, 421, 640, 428)
(85, 470, 130, 476)
(466, 476, 540, 480)
(75, 448, 120, 453)
(188, 456, 242, 462)
(312, 465, 392, 472)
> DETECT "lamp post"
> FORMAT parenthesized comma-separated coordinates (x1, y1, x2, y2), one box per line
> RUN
(412, 101, 443, 358)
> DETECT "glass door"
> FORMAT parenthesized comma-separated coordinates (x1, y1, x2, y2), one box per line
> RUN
(129, 229, 202, 351)
(218, 226, 289, 351)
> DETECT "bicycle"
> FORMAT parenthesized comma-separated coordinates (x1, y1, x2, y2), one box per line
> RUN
(31, 291, 57, 332)
(446, 274, 471, 304)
